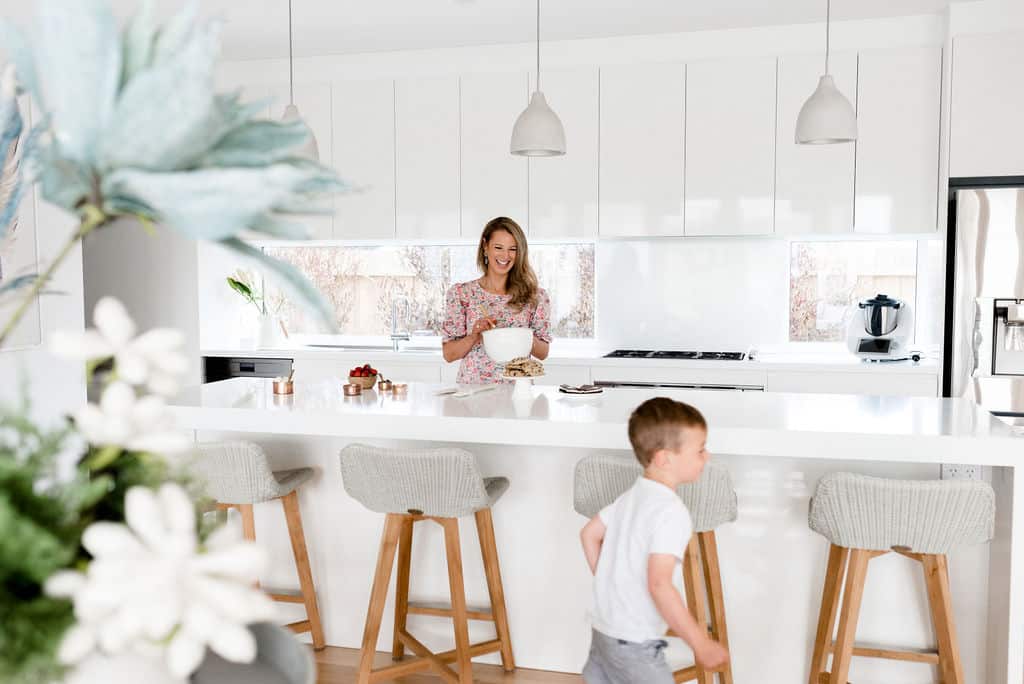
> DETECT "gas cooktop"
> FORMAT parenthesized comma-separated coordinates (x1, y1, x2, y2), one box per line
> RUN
(604, 350, 748, 361)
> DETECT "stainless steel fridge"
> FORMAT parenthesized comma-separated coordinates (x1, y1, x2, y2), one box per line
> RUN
(943, 178, 1024, 424)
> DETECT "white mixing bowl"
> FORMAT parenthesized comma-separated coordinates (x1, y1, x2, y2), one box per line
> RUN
(481, 327, 533, 363)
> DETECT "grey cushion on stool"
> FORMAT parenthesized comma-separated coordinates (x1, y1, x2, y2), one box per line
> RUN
(808, 472, 996, 555)
(573, 454, 738, 532)
(340, 443, 509, 517)
(193, 441, 315, 504)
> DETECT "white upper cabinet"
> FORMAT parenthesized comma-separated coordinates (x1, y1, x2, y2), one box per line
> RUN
(332, 79, 396, 240)
(599, 63, 686, 237)
(265, 82, 334, 240)
(856, 47, 941, 234)
(951, 32, 1024, 178)
(775, 53, 857, 234)
(460, 72, 529, 237)
(529, 69, 599, 239)
(685, 57, 778, 236)
(395, 76, 461, 239)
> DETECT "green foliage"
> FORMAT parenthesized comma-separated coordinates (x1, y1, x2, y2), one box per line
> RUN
(0, 392, 201, 683)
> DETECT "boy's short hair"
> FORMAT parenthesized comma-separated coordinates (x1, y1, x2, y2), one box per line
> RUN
(628, 397, 707, 467)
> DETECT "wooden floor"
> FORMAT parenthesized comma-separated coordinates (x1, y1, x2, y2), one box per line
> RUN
(315, 647, 583, 683)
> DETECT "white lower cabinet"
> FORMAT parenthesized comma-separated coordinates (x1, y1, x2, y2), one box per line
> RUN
(534, 364, 592, 387)
(766, 371, 937, 397)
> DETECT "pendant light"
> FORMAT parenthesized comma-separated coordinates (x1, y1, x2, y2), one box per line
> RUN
(795, 0, 857, 144)
(281, 0, 320, 160)
(510, 0, 565, 157)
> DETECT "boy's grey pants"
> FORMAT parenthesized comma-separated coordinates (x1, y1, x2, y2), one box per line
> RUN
(582, 628, 674, 684)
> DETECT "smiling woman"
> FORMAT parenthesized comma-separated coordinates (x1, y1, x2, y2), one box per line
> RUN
(441, 216, 552, 384)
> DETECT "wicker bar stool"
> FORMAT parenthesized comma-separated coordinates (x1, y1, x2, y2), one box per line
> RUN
(340, 443, 515, 684)
(193, 441, 324, 650)
(573, 454, 738, 684)
(807, 473, 996, 684)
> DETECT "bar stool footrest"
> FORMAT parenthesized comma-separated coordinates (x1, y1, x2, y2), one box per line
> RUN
(370, 629, 502, 682)
(286, 619, 312, 634)
(827, 640, 940, 664)
(406, 600, 495, 622)
(267, 587, 305, 604)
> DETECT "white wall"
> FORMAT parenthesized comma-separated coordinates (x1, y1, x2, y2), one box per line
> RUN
(0, 193, 86, 423)
(82, 220, 202, 388)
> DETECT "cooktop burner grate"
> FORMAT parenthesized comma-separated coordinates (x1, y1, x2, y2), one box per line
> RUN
(605, 349, 747, 361)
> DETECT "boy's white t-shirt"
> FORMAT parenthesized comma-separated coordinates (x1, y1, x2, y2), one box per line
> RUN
(591, 476, 693, 643)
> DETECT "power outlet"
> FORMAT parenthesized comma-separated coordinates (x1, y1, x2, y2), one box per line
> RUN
(941, 463, 983, 480)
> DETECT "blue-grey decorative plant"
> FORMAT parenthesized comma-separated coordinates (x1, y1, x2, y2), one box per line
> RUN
(0, 0, 346, 346)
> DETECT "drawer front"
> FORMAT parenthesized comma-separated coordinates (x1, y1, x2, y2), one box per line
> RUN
(767, 371, 937, 397)
(592, 365, 767, 388)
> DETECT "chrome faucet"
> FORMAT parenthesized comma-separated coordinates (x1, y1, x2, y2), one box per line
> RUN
(390, 295, 410, 352)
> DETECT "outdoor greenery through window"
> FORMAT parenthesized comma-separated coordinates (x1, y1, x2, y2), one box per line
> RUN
(789, 241, 918, 342)
(264, 244, 596, 339)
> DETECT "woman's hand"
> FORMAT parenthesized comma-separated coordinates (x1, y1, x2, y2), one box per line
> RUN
(471, 317, 497, 335)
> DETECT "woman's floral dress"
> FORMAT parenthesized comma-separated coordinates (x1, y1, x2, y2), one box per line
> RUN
(441, 280, 552, 384)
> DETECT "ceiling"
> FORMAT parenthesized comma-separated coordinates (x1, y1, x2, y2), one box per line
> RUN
(0, 1, 971, 61)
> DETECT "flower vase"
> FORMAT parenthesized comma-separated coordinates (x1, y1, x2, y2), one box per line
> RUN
(63, 652, 185, 684)
(257, 314, 279, 349)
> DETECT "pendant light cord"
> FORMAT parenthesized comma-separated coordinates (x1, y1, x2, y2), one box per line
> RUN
(288, 0, 295, 105)
(536, 0, 541, 91)
(824, 0, 831, 75)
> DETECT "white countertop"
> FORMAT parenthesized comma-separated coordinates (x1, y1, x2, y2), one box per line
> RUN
(200, 346, 940, 374)
(170, 378, 1015, 465)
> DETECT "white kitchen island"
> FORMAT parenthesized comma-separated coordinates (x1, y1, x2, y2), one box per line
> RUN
(169, 378, 1023, 684)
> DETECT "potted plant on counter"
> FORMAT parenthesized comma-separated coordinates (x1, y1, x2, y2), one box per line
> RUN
(227, 270, 288, 349)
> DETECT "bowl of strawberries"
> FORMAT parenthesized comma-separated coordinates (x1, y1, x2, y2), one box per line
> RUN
(348, 363, 380, 389)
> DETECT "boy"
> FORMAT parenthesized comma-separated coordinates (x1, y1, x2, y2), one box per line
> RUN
(580, 397, 729, 683)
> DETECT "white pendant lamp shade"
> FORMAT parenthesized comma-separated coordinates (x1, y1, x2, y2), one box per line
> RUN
(511, 92, 565, 157)
(281, 0, 319, 161)
(796, 0, 857, 145)
(511, 0, 565, 157)
(281, 103, 320, 161)
(795, 75, 857, 144)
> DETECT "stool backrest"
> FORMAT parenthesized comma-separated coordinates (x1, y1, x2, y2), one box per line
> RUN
(339, 444, 491, 518)
(573, 454, 738, 533)
(809, 472, 996, 554)
(192, 441, 278, 505)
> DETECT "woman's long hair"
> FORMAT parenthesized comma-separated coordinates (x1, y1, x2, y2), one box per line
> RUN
(476, 217, 539, 311)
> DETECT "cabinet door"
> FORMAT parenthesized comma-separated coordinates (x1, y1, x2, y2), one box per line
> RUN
(775, 54, 857, 234)
(856, 47, 941, 234)
(599, 63, 685, 237)
(529, 69, 599, 239)
(266, 82, 334, 240)
(333, 79, 396, 240)
(766, 371, 937, 397)
(395, 76, 461, 239)
(460, 73, 529, 237)
(685, 57, 778, 236)
(951, 32, 1024, 178)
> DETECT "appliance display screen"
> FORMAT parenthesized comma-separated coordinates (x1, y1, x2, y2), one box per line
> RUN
(857, 338, 892, 354)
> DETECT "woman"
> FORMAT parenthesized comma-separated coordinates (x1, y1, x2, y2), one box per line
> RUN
(442, 216, 551, 384)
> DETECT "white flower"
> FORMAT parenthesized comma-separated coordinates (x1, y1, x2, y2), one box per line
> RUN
(74, 381, 191, 454)
(50, 296, 188, 396)
(46, 484, 276, 679)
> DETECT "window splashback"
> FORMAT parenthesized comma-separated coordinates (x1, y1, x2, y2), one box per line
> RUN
(262, 243, 596, 339)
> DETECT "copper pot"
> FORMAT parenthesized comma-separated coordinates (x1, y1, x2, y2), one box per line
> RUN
(342, 383, 362, 396)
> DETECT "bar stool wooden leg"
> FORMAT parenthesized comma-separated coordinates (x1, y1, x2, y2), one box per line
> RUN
(923, 554, 965, 684)
(809, 544, 850, 683)
(682, 535, 714, 684)
(357, 513, 403, 684)
(238, 503, 256, 542)
(392, 516, 414, 661)
(441, 518, 474, 684)
(280, 490, 325, 650)
(475, 508, 516, 672)
(830, 548, 871, 684)
(697, 531, 733, 684)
